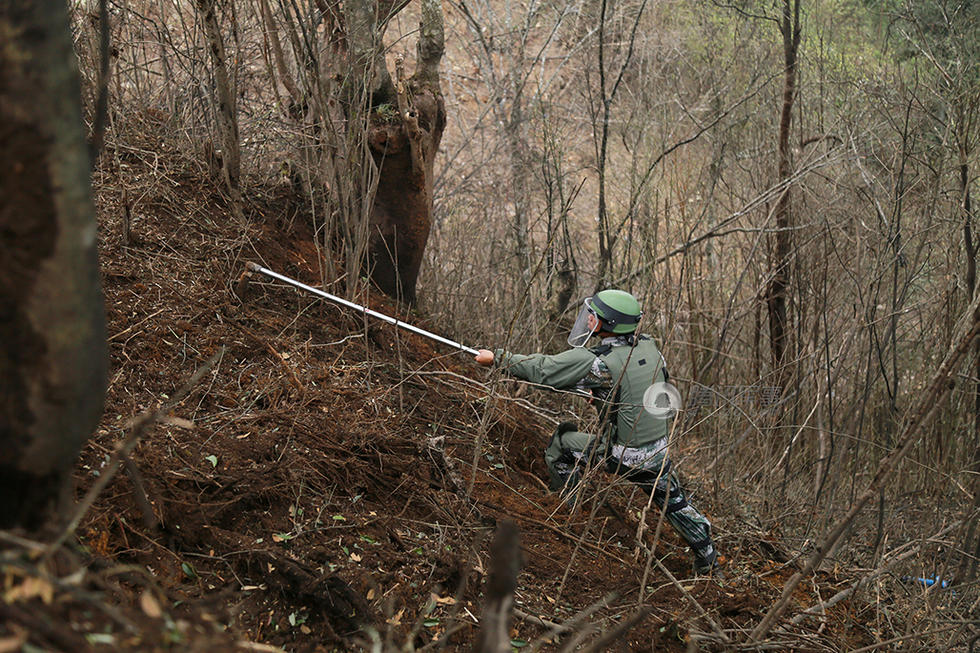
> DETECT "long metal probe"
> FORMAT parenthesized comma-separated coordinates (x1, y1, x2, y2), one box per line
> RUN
(246, 262, 480, 356)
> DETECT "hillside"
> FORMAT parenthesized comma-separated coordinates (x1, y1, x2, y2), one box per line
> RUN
(0, 137, 899, 652)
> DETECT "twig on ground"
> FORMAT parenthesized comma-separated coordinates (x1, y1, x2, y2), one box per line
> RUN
(788, 521, 961, 626)
(416, 622, 470, 651)
(650, 557, 730, 645)
(224, 317, 304, 393)
(122, 456, 158, 530)
(236, 642, 289, 652)
(526, 593, 618, 652)
(412, 369, 565, 423)
(472, 498, 631, 567)
(107, 308, 165, 342)
(573, 605, 653, 653)
(513, 608, 572, 633)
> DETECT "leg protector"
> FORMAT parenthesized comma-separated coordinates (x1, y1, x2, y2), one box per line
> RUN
(624, 465, 718, 566)
(544, 423, 594, 495)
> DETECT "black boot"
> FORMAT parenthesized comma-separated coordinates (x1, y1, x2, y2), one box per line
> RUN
(693, 547, 723, 578)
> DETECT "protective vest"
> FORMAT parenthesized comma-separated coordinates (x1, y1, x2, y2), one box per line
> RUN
(591, 336, 668, 448)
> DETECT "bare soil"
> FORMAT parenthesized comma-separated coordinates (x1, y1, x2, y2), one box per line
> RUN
(1, 128, 878, 652)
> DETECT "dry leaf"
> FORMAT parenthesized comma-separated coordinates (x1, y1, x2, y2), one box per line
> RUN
(386, 608, 405, 625)
(4, 576, 54, 604)
(434, 595, 456, 605)
(140, 590, 163, 618)
(0, 632, 27, 653)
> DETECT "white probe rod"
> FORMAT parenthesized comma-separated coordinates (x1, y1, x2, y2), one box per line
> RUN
(246, 262, 480, 356)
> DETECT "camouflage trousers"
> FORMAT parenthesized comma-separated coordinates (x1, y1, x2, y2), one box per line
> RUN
(544, 423, 716, 565)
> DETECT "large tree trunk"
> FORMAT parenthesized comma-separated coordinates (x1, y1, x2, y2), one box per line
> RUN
(363, 0, 445, 303)
(0, 0, 107, 529)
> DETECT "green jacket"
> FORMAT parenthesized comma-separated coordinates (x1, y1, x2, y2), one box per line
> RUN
(495, 335, 670, 462)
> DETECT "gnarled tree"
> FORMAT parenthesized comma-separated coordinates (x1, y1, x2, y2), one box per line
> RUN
(270, 0, 445, 304)
(360, 0, 445, 304)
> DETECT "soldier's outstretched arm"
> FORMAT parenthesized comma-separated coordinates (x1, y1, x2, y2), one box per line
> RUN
(474, 347, 596, 390)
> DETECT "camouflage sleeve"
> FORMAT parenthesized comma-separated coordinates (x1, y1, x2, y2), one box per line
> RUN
(493, 347, 598, 390)
(582, 356, 613, 400)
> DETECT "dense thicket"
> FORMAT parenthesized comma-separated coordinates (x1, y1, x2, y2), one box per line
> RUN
(68, 0, 978, 647)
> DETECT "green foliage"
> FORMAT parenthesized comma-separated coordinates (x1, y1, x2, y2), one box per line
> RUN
(372, 103, 400, 124)
(882, 0, 980, 78)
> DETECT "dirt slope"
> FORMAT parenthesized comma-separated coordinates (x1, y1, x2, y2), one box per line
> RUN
(0, 141, 875, 652)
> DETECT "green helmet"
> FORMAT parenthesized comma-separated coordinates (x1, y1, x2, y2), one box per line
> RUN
(587, 289, 642, 334)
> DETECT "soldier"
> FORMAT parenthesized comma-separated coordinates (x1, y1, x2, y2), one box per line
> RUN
(475, 289, 720, 575)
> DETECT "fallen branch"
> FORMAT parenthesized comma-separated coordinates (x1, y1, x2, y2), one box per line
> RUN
(526, 593, 617, 652)
(573, 605, 653, 653)
(44, 348, 225, 557)
(750, 289, 980, 642)
(0, 603, 88, 651)
(478, 495, 727, 645)
(846, 624, 962, 653)
(650, 557, 730, 645)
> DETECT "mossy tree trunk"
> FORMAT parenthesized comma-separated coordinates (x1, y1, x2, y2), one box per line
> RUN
(0, 0, 107, 530)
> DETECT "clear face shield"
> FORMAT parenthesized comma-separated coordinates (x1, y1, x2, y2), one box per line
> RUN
(567, 298, 599, 348)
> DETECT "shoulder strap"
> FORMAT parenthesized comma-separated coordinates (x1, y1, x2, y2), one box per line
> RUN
(589, 343, 613, 357)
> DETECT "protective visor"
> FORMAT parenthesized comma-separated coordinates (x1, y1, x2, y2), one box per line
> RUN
(567, 298, 598, 348)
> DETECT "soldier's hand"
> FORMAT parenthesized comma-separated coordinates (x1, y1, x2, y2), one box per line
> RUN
(475, 349, 494, 366)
